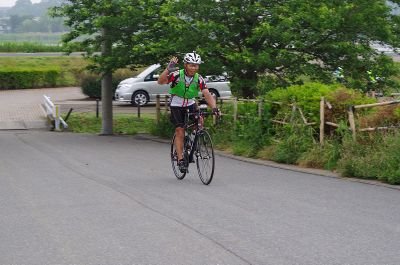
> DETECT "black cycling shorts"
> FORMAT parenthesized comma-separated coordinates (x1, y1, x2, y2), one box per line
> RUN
(170, 104, 197, 128)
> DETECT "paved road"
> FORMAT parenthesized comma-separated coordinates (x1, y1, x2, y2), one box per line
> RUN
(0, 87, 155, 129)
(1, 131, 399, 265)
(0, 87, 86, 129)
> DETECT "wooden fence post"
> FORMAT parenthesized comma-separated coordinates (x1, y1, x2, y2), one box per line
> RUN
(233, 97, 238, 124)
(320, 97, 325, 145)
(137, 103, 141, 119)
(156, 95, 160, 124)
(290, 104, 297, 123)
(348, 105, 356, 140)
(258, 99, 264, 119)
(164, 95, 169, 113)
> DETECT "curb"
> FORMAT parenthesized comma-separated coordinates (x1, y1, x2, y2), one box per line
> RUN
(134, 133, 400, 191)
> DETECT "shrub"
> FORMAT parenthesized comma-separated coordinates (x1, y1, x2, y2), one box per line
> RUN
(336, 136, 382, 179)
(231, 116, 271, 157)
(297, 141, 341, 170)
(266, 82, 339, 124)
(216, 100, 272, 157)
(265, 83, 376, 127)
(336, 132, 400, 184)
(358, 105, 400, 129)
(80, 73, 102, 98)
(324, 87, 376, 125)
(79, 69, 137, 98)
(150, 113, 175, 138)
(271, 123, 315, 164)
(0, 68, 61, 89)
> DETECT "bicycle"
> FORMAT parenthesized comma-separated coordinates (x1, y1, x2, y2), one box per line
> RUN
(170, 104, 216, 185)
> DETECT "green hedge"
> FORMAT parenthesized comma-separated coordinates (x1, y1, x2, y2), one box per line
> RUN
(80, 75, 122, 98)
(80, 70, 136, 98)
(0, 69, 61, 89)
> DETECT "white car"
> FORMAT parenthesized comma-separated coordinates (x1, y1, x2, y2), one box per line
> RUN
(115, 64, 232, 106)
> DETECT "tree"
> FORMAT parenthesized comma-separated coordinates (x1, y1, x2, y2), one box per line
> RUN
(52, 0, 146, 134)
(8, 0, 33, 16)
(138, 0, 400, 97)
(53, 0, 400, 102)
(8, 15, 24, 32)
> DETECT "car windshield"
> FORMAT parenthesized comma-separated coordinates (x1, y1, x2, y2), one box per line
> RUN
(136, 64, 161, 78)
(136, 71, 149, 78)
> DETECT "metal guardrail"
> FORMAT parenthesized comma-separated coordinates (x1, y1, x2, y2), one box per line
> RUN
(43, 95, 68, 131)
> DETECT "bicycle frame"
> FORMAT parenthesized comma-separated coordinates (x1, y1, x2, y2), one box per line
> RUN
(184, 107, 209, 165)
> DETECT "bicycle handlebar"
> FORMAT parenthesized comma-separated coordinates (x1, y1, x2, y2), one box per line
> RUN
(187, 111, 213, 117)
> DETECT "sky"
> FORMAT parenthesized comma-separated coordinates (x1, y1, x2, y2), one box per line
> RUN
(0, 0, 41, 7)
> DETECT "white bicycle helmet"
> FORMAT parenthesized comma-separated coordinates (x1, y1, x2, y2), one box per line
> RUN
(183, 51, 202, 64)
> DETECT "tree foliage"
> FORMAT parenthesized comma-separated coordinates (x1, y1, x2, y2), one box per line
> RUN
(4, 0, 68, 33)
(143, 0, 400, 97)
(54, 0, 400, 98)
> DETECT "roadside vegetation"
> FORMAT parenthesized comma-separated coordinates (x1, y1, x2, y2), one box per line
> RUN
(65, 81, 400, 185)
(67, 113, 155, 135)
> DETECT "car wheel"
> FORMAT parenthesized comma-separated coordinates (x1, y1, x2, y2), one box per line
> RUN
(208, 89, 219, 100)
(131, 91, 149, 106)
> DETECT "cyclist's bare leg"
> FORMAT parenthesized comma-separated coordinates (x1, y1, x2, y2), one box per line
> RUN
(175, 127, 185, 160)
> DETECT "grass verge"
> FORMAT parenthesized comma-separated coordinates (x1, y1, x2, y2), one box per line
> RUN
(66, 113, 155, 135)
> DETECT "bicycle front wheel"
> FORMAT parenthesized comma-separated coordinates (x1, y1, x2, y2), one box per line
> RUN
(170, 133, 186, 180)
(196, 130, 215, 185)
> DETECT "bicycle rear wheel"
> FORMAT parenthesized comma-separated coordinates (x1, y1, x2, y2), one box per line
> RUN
(195, 130, 215, 185)
(170, 133, 186, 180)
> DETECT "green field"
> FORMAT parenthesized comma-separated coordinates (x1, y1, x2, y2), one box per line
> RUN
(0, 33, 63, 45)
(0, 33, 65, 52)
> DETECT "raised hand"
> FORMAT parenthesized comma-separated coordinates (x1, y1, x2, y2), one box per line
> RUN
(167, 56, 179, 73)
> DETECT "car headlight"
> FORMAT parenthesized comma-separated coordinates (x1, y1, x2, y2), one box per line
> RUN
(117, 84, 129, 92)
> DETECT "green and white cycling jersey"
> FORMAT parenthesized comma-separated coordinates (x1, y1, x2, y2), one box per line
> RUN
(168, 69, 207, 107)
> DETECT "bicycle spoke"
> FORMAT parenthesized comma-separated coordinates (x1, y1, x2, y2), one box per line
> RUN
(196, 131, 215, 185)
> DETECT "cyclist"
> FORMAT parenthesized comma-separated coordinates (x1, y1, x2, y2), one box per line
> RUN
(158, 52, 220, 173)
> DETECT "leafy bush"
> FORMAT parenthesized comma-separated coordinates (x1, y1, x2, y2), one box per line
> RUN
(232, 116, 271, 157)
(266, 82, 339, 124)
(265, 83, 376, 127)
(0, 68, 61, 89)
(297, 141, 341, 170)
(80, 73, 102, 98)
(337, 133, 400, 184)
(325, 87, 376, 125)
(79, 69, 136, 98)
(211, 100, 272, 157)
(358, 105, 400, 129)
(271, 124, 315, 164)
(150, 113, 175, 138)
(336, 136, 382, 179)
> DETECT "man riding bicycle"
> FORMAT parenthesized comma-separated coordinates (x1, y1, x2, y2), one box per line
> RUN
(158, 52, 220, 173)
